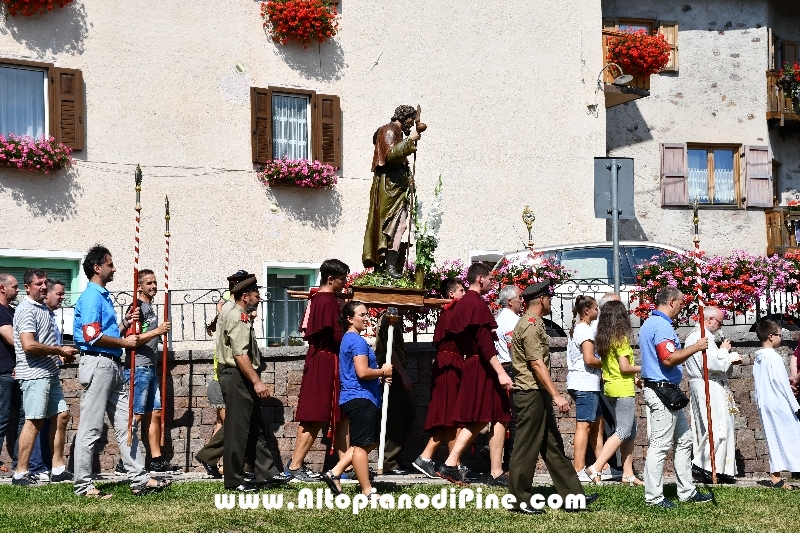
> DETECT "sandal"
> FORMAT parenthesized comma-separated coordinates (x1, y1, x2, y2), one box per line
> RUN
(770, 479, 796, 490)
(585, 466, 604, 486)
(622, 475, 644, 486)
(322, 470, 343, 496)
(84, 489, 113, 500)
(131, 477, 172, 496)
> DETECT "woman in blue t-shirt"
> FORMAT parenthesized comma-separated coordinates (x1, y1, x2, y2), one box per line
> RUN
(322, 301, 392, 498)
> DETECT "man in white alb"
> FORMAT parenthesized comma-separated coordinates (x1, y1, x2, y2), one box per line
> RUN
(683, 306, 741, 482)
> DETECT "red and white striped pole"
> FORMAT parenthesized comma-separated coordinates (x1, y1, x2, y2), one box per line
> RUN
(693, 199, 716, 484)
(128, 165, 142, 446)
(161, 195, 170, 447)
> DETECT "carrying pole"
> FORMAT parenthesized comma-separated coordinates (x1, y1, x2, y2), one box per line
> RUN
(127, 165, 143, 446)
(160, 195, 170, 447)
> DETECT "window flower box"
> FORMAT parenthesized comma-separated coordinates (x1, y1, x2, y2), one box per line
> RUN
(257, 158, 337, 188)
(260, 0, 339, 49)
(0, 134, 73, 173)
(1, 0, 73, 17)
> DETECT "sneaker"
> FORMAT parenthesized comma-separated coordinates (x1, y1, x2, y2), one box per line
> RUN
(437, 463, 466, 485)
(261, 471, 292, 487)
(31, 471, 51, 483)
(148, 458, 180, 473)
(576, 469, 592, 483)
(50, 470, 74, 482)
(487, 472, 508, 487)
(601, 466, 623, 481)
(11, 474, 38, 486)
(647, 498, 676, 509)
(285, 464, 322, 482)
(412, 456, 437, 479)
(459, 465, 483, 483)
(115, 459, 126, 475)
(682, 490, 714, 504)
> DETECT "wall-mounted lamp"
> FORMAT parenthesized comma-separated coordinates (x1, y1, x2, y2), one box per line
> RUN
(597, 63, 633, 87)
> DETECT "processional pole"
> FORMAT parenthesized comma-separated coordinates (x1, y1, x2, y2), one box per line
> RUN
(128, 165, 143, 446)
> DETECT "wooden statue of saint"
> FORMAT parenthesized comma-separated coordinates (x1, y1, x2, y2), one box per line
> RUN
(362, 104, 421, 279)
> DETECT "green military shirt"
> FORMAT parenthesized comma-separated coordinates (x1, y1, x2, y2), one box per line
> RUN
(216, 303, 260, 370)
(511, 309, 550, 391)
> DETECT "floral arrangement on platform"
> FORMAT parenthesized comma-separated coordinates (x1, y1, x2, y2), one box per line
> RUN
(0, 134, 73, 173)
(413, 175, 444, 279)
(779, 62, 800, 99)
(257, 158, 337, 188)
(1, 0, 72, 17)
(260, 0, 339, 49)
(632, 250, 791, 322)
(788, 199, 800, 212)
(607, 29, 670, 77)
(488, 251, 574, 311)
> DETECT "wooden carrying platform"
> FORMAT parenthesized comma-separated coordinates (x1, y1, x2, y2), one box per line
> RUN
(288, 286, 450, 309)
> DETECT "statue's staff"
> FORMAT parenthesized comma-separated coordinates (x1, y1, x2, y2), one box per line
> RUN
(160, 195, 170, 447)
(405, 106, 427, 266)
(127, 165, 143, 446)
(693, 199, 717, 484)
(377, 308, 400, 474)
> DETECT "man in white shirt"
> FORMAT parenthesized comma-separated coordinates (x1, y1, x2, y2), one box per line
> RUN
(492, 285, 522, 470)
(683, 306, 741, 482)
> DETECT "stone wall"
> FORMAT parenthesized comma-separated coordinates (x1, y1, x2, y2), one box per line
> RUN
(1, 334, 794, 477)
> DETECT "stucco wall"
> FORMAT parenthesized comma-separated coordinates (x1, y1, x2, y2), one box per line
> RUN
(0, 0, 607, 290)
(603, 0, 788, 255)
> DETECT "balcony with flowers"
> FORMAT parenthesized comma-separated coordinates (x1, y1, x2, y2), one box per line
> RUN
(601, 28, 670, 108)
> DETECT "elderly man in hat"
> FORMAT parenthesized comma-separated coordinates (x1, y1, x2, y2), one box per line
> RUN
(507, 281, 598, 514)
(215, 271, 290, 492)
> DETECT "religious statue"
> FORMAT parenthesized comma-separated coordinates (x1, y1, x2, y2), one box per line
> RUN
(362, 104, 425, 278)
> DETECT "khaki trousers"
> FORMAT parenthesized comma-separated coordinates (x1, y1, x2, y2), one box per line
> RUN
(507, 389, 583, 508)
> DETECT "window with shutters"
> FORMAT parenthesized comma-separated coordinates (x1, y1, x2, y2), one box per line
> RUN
(660, 143, 774, 208)
(251, 86, 341, 168)
(603, 18, 678, 72)
(0, 59, 84, 151)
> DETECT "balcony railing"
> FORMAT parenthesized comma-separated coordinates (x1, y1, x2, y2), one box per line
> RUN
(767, 69, 800, 126)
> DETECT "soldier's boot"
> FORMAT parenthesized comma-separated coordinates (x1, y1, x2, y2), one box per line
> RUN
(386, 250, 402, 279)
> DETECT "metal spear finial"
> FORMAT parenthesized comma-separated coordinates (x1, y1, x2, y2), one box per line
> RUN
(135, 164, 143, 211)
(165, 195, 171, 237)
(522, 206, 536, 250)
(692, 198, 700, 244)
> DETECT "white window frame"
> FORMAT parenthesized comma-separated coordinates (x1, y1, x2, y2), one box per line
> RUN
(0, 63, 50, 138)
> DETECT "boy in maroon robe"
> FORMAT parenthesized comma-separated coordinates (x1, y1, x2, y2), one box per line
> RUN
(286, 259, 349, 481)
(412, 279, 466, 478)
(436, 263, 512, 486)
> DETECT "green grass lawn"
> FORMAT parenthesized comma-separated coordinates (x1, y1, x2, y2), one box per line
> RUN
(0, 480, 798, 533)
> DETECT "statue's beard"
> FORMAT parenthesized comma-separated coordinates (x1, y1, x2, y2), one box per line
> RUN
(401, 122, 412, 136)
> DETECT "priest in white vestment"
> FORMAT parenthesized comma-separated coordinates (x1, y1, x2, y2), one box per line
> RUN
(753, 320, 800, 486)
(684, 307, 741, 480)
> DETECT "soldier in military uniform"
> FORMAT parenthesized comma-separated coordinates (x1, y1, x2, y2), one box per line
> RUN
(507, 281, 598, 514)
(216, 272, 290, 492)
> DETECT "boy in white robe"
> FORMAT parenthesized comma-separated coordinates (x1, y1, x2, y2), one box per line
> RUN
(684, 307, 741, 481)
(753, 320, 800, 489)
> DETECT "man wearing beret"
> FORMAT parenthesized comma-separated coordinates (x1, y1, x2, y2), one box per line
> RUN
(216, 272, 290, 492)
(507, 281, 598, 514)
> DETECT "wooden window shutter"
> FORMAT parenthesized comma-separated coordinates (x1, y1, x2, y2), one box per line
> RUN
(313, 94, 341, 168)
(251, 87, 273, 164)
(658, 21, 679, 72)
(744, 145, 773, 208)
(660, 143, 688, 206)
(53, 68, 84, 151)
(784, 41, 798, 66)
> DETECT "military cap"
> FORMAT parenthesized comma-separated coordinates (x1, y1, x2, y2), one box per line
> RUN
(227, 270, 258, 293)
(521, 281, 552, 302)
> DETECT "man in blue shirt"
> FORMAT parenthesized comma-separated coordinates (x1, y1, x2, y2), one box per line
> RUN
(639, 286, 711, 508)
(72, 245, 170, 499)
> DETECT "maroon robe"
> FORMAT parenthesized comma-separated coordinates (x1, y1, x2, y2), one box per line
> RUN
(295, 291, 342, 423)
(424, 302, 464, 431)
(448, 290, 511, 424)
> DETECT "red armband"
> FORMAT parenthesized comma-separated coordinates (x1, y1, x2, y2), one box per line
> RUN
(656, 340, 677, 361)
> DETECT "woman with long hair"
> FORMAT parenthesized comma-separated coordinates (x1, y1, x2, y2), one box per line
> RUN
(322, 301, 392, 498)
(585, 299, 643, 486)
(566, 295, 604, 481)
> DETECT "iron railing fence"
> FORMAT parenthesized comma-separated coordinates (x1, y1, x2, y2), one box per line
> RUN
(49, 280, 797, 347)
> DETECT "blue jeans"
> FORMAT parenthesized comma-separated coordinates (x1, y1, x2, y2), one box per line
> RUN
(123, 366, 162, 415)
(0, 373, 21, 466)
